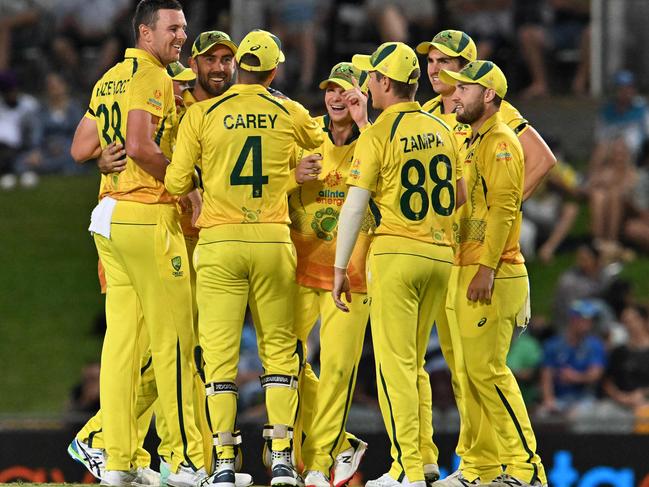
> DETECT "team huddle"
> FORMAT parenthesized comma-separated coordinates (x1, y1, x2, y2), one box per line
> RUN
(65, 1, 557, 487)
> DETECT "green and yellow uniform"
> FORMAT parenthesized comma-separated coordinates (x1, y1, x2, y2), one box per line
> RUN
(446, 111, 546, 484)
(348, 100, 459, 483)
(423, 94, 542, 482)
(166, 83, 323, 458)
(288, 115, 372, 475)
(86, 48, 203, 472)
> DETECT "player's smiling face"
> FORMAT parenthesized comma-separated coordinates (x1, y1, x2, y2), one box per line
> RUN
(194, 45, 235, 97)
(324, 83, 352, 124)
(149, 9, 187, 66)
(452, 82, 486, 124)
(427, 48, 462, 96)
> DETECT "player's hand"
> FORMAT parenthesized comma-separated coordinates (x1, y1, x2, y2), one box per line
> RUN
(179, 188, 203, 227)
(342, 77, 368, 129)
(332, 266, 352, 312)
(467, 265, 495, 303)
(295, 154, 323, 184)
(97, 142, 126, 174)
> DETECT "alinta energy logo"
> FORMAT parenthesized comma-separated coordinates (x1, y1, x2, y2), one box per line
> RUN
(311, 207, 339, 241)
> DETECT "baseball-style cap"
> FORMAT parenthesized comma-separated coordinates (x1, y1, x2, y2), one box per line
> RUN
(569, 299, 599, 319)
(439, 60, 508, 98)
(416, 29, 477, 62)
(613, 69, 635, 87)
(352, 42, 419, 84)
(318, 62, 369, 93)
(166, 61, 196, 81)
(235, 29, 285, 71)
(192, 30, 238, 57)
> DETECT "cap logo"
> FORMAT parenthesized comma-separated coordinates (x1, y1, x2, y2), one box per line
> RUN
(250, 45, 261, 51)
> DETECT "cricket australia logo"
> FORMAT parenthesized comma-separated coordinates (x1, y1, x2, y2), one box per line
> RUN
(311, 207, 339, 241)
(171, 256, 184, 277)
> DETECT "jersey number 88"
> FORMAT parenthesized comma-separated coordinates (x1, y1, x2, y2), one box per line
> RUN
(400, 154, 454, 220)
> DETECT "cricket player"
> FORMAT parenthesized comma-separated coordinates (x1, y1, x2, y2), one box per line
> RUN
(165, 29, 323, 487)
(332, 42, 463, 487)
(287, 62, 371, 487)
(69, 30, 254, 487)
(416, 30, 554, 487)
(438, 61, 547, 487)
(69, 1, 206, 485)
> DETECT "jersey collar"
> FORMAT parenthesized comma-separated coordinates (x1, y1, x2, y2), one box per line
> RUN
(471, 111, 501, 144)
(183, 89, 198, 107)
(226, 83, 272, 95)
(322, 113, 361, 146)
(124, 48, 165, 68)
(375, 101, 422, 124)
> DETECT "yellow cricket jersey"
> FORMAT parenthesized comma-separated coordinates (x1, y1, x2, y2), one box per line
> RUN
(454, 112, 525, 268)
(422, 95, 529, 144)
(86, 48, 177, 204)
(166, 84, 324, 228)
(348, 101, 459, 245)
(289, 115, 375, 293)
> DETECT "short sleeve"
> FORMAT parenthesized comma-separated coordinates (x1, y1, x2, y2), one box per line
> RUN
(129, 68, 170, 117)
(347, 130, 381, 193)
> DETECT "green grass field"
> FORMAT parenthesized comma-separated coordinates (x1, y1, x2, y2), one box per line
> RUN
(2, 174, 649, 414)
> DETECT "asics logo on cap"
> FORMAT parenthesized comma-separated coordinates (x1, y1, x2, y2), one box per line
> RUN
(250, 45, 261, 51)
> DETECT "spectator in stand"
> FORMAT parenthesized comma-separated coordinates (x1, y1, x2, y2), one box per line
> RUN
(540, 299, 607, 415)
(507, 329, 543, 406)
(588, 137, 636, 251)
(603, 304, 649, 411)
(622, 144, 649, 253)
(14, 72, 85, 187)
(593, 70, 649, 161)
(450, 0, 514, 60)
(0, 0, 42, 70)
(0, 70, 39, 190)
(67, 361, 101, 415)
(518, 0, 590, 97)
(552, 243, 608, 327)
(520, 137, 581, 262)
(365, 0, 437, 44)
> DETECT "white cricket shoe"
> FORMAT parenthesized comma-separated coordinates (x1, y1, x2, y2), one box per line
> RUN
(432, 470, 480, 487)
(67, 438, 106, 480)
(136, 466, 161, 486)
(304, 470, 330, 487)
(166, 464, 207, 487)
(101, 469, 138, 486)
(271, 448, 303, 487)
(332, 438, 367, 487)
(483, 474, 544, 487)
(365, 473, 402, 487)
(424, 464, 440, 485)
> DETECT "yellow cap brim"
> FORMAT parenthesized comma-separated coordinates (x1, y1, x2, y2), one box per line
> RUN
(172, 68, 196, 82)
(439, 69, 472, 87)
(194, 40, 238, 57)
(318, 78, 354, 91)
(352, 54, 373, 72)
(415, 41, 433, 55)
(278, 50, 286, 63)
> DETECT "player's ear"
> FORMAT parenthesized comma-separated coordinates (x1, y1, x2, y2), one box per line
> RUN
(139, 23, 152, 43)
(483, 88, 496, 104)
(189, 56, 198, 73)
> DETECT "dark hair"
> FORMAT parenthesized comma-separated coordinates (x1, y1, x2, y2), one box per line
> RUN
(458, 57, 471, 68)
(493, 94, 503, 108)
(374, 71, 418, 100)
(132, 0, 183, 43)
(237, 53, 274, 84)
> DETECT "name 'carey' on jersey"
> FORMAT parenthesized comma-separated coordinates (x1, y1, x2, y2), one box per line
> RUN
(223, 113, 278, 129)
(95, 79, 130, 97)
(401, 132, 445, 153)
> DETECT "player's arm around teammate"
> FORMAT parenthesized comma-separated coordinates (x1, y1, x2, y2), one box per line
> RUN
(439, 61, 546, 487)
(287, 64, 372, 487)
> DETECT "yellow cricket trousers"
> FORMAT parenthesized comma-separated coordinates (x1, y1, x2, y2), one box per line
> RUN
(446, 264, 546, 484)
(195, 223, 300, 459)
(94, 200, 203, 472)
(293, 285, 369, 475)
(368, 236, 453, 483)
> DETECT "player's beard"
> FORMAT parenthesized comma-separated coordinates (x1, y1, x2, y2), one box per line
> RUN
(198, 71, 232, 97)
(456, 97, 485, 125)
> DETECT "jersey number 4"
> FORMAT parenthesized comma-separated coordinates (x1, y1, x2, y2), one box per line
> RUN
(400, 154, 454, 220)
(230, 135, 268, 198)
(96, 101, 125, 145)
